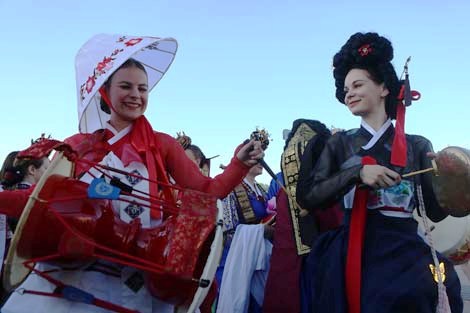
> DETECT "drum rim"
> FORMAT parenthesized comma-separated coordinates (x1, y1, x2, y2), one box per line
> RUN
(2, 152, 72, 291)
(432, 215, 470, 254)
(186, 199, 224, 312)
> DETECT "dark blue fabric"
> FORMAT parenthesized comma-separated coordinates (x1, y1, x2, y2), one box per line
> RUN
(61, 286, 95, 304)
(304, 211, 463, 313)
(301, 256, 313, 313)
(215, 236, 232, 288)
(249, 192, 268, 221)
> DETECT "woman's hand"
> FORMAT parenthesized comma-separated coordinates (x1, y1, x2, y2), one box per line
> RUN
(359, 165, 401, 189)
(236, 139, 265, 167)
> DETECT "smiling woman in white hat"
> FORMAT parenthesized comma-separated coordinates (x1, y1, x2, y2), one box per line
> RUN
(1, 33, 264, 313)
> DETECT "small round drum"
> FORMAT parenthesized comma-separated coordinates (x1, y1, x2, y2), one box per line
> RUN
(3, 152, 223, 312)
(433, 146, 470, 217)
(414, 212, 470, 264)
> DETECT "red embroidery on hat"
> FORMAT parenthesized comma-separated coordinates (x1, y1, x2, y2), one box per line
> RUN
(96, 57, 114, 75)
(85, 76, 96, 93)
(79, 37, 142, 101)
(125, 38, 143, 46)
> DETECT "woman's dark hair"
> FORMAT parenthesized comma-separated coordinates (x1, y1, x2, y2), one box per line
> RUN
(1, 156, 44, 189)
(333, 32, 402, 119)
(0, 151, 19, 189)
(100, 58, 148, 114)
(186, 145, 206, 169)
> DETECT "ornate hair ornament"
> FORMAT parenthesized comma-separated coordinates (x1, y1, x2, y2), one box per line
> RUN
(31, 133, 52, 145)
(358, 44, 372, 56)
(175, 131, 192, 150)
(250, 127, 271, 150)
(18, 134, 72, 160)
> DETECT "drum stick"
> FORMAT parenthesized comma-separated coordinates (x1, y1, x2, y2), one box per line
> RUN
(402, 167, 436, 178)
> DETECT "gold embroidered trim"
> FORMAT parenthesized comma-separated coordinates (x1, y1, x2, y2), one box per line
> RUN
(282, 123, 317, 255)
(234, 184, 257, 224)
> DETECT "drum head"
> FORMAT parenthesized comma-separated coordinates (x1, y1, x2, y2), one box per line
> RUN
(414, 210, 470, 264)
(433, 146, 470, 217)
(2, 152, 73, 291)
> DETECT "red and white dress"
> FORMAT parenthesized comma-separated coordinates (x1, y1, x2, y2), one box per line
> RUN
(0, 122, 249, 313)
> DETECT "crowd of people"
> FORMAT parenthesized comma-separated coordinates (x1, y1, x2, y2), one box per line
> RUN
(0, 31, 467, 313)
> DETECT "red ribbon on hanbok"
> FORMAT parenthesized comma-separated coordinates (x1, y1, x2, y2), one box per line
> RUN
(131, 116, 175, 219)
(346, 156, 376, 313)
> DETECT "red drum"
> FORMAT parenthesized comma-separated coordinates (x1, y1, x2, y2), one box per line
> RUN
(4, 153, 223, 310)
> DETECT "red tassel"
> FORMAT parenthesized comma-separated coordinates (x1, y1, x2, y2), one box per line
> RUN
(346, 156, 377, 313)
(391, 99, 407, 167)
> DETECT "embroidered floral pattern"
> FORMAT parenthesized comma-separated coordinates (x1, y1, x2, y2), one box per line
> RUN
(96, 57, 114, 75)
(167, 214, 214, 277)
(79, 36, 144, 101)
(157, 191, 218, 276)
(85, 76, 95, 93)
(124, 38, 143, 46)
(367, 180, 414, 212)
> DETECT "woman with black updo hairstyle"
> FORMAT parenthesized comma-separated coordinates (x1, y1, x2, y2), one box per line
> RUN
(296, 32, 462, 313)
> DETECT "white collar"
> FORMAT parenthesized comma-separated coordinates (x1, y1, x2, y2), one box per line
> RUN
(106, 122, 133, 145)
(243, 178, 262, 196)
(361, 118, 392, 151)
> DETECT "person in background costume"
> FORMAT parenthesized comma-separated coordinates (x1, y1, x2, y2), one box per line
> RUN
(296, 32, 463, 313)
(216, 129, 273, 313)
(263, 119, 343, 313)
(176, 131, 214, 177)
(0, 34, 264, 313)
(0, 140, 50, 300)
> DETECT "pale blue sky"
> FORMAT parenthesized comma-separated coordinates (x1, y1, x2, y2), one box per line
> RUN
(1, 0, 469, 183)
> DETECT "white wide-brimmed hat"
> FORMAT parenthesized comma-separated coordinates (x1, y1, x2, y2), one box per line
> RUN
(75, 34, 178, 133)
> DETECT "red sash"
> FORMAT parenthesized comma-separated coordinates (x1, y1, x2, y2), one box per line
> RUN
(345, 156, 376, 313)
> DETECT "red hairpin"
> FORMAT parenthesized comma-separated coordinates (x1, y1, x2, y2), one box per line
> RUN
(358, 44, 372, 56)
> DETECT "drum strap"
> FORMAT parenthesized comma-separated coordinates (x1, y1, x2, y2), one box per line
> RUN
(19, 264, 139, 313)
